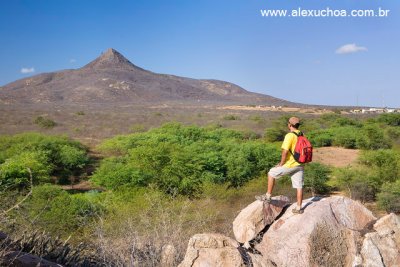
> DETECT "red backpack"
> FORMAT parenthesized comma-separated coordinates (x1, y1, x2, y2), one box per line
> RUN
(290, 132, 313, 163)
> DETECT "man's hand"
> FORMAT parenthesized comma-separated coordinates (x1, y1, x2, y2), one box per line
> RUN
(279, 149, 289, 167)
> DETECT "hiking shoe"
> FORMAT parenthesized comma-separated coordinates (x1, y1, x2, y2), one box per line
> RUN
(292, 208, 304, 214)
(255, 194, 271, 203)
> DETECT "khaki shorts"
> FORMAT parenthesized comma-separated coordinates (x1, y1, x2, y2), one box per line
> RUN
(268, 166, 304, 189)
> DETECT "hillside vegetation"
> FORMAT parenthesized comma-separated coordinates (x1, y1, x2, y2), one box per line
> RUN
(1, 113, 400, 265)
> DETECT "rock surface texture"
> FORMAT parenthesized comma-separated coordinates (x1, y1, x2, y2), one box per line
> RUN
(180, 196, 400, 267)
(232, 195, 290, 244)
(255, 196, 376, 267)
(178, 233, 242, 267)
(361, 213, 400, 267)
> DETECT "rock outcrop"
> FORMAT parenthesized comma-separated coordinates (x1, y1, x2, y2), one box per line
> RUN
(361, 213, 400, 267)
(232, 195, 290, 244)
(180, 196, 400, 267)
(178, 233, 242, 267)
(255, 196, 376, 267)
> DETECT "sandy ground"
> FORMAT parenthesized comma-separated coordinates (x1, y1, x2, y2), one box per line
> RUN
(313, 147, 359, 168)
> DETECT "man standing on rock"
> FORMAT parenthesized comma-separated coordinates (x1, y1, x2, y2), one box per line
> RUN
(256, 117, 306, 214)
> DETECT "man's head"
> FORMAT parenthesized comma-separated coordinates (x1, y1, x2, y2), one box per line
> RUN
(288, 117, 300, 129)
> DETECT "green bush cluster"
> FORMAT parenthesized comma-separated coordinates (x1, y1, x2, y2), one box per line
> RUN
(264, 127, 286, 142)
(307, 124, 391, 149)
(334, 167, 378, 202)
(304, 163, 331, 195)
(377, 113, 400, 126)
(20, 185, 103, 234)
(92, 123, 280, 196)
(377, 180, 400, 213)
(0, 133, 89, 189)
(223, 114, 240, 120)
(334, 149, 400, 206)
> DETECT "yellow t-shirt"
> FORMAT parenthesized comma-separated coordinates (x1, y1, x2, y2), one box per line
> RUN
(281, 130, 301, 168)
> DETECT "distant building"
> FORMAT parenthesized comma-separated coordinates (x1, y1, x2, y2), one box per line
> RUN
(353, 108, 399, 114)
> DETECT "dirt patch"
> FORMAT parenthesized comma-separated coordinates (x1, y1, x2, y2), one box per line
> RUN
(313, 147, 359, 168)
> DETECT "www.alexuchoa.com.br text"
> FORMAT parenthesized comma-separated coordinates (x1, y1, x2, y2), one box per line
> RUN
(260, 7, 390, 18)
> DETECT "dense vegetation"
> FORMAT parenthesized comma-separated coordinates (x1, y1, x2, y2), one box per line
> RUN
(0, 133, 89, 189)
(92, 123, 280, 196)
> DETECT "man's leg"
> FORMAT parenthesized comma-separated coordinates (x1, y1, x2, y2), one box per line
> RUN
(256, 167, 283, 201)
(291, 167, 304, 214)
(267, 173, 275, 195)
(296, 188, 303, 210)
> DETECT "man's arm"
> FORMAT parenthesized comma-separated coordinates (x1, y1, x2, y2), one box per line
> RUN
(277, 149, 289, 166)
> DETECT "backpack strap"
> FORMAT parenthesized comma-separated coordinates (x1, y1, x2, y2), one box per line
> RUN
(291, 131, 303, 137)
(289, 131, 303, 156)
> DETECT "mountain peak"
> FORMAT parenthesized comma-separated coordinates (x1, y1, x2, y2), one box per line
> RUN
(83, 48, 137, 70)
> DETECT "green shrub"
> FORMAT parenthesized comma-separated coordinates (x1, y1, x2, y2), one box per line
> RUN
(377, 180, 400, 213)
(334, 167, 379, 202)
(308, 123, 391, 150)
(332, 127, 358, 149)
(0, 133, 89, 189)
(377, 113, 400, 126)
(91, 157, 152, 189)
(93, 123, 278, 196)
(20, 185, 103, 234)
(34, 116, 57, 128)
(334, 117, 361, 127)
(223, 115, 240, 120)
(356, 124, 392, 150)
(304, 163, 331, 195)
(264, 127, 286, 142)
(0, 151, 51, 189)
(307, 130, 334, 147)
(316, 114, 342, 128)
(386, 127, 400, 140)
(58, 145, 88, 170)
(224, 143, 279, 187)
(359, 150, 400, 184)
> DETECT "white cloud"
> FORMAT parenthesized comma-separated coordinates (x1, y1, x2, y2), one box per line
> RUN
(69, 58, 76, 63)
(20, 67, 35, 74)
(336, 43, 367, 54)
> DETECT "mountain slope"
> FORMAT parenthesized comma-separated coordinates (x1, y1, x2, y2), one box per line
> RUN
(0, 48, 295, 105)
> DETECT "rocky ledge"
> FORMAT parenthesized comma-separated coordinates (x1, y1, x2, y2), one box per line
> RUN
(179, 196, 400, 267)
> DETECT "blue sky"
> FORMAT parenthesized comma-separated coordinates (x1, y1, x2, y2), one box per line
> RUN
(0, 0, 399, 107)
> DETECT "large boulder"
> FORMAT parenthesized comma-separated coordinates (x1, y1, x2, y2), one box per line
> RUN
(179, 196, 382, 267)
(178, 233, 243, 267)
(255, 196, 376, 267)
(361, 213, 400, 267)
(232, 195, 290, 244)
